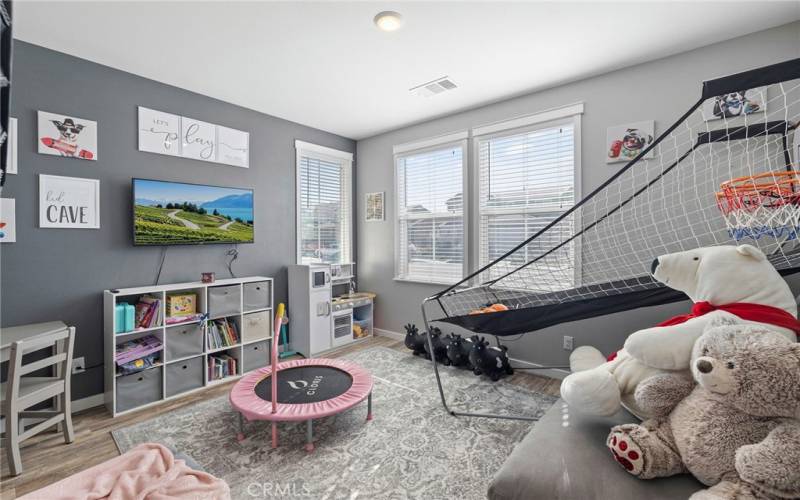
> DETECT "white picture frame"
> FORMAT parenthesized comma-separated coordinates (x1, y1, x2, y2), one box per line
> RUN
(1, 198, 16, 243)
(138, 106, 182, 157)
(606, 120, 655, 164)
(365, 191, 385, 222)
(181, 116, 217, 162)
(39, 174, 100, 229)
(37, 111, 98, 161)
(702, 87, 767, 121)
(6, 117, 17, 175)
(217, 125, 250, 168)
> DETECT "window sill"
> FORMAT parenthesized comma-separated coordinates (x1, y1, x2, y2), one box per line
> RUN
(393, 276, 463, 287)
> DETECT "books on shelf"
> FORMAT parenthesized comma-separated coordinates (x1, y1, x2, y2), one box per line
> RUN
(208, 353, 237, 381)
(206, 318, 240, 350)
(134, 295, 162, 329)
(115, 334, 162, 366)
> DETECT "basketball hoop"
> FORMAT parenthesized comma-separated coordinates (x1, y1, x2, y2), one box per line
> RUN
(716, 171, 800, 242)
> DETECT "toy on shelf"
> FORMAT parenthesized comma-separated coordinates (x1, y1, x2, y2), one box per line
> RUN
(166, 293, 197, 318)
(277, 304, 299, 359)
(404, 323, 427, 356)
(468, 303, 510, 315)
(114, 302, 135, 333)
(423, 326, 450, 365)
(469, 337, 514, 381)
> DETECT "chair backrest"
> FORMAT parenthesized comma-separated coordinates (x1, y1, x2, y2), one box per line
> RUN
(6, 327, 75, 402)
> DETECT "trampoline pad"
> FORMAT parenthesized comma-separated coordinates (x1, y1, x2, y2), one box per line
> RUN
(254, 366, 353, 404)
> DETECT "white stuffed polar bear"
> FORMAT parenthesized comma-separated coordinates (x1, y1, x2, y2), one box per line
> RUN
(560, 244, 798, 418)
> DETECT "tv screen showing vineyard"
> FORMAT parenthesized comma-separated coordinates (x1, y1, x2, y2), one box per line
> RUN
(133, 179, 254, 245)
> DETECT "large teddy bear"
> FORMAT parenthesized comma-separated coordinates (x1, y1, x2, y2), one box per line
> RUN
(560, 244, 798, 418)
(606, 323, 800, 499)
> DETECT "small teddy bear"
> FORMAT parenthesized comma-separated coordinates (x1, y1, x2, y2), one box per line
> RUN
(606, 323, 800, 500)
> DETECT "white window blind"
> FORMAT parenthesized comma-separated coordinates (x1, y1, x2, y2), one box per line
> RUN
(297, 146, 352, 265)
(396, 144, 465, 283)
(478, 123, 576, 289)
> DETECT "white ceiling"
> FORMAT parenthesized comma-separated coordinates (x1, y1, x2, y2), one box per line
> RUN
(14, 2, 800, 140)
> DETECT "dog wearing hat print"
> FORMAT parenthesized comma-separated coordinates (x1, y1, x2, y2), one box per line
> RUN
(40, 117, 95, 160)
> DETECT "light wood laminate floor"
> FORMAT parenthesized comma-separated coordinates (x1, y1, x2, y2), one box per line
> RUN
(0, 335, 561, 498)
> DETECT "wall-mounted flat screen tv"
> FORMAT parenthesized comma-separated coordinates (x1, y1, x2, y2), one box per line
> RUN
(133, 178, 254, 245)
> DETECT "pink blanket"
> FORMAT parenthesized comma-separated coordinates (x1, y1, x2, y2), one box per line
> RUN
(20, 443, 230, 500)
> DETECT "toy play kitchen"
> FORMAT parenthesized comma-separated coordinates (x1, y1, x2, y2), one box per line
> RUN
(288, 264, 375, 357)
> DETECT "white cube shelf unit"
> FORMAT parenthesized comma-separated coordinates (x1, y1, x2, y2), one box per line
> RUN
(104, 276, 274, 417)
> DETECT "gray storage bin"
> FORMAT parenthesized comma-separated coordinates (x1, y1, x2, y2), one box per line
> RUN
(165, 323, 203, 361)
(241, 311, 271, 343)
(208, 285, 241, 318)
(165, 356, 204, 397)
(243, 281, 271, 311)
(116, 366, 162, 413)
(243, 340, 269, 372)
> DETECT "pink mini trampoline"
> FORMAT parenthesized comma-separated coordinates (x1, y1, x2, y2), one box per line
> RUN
(229, 307, 373, 452)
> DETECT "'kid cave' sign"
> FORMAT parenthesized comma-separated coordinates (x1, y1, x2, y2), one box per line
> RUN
(39, 175, 100, 229)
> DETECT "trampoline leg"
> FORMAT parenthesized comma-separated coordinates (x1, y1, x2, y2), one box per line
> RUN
(236, 413, 245, 442)
(366, 392, 373, 421)
(305, 420, 314, 453)
(271, 421, 278, 449)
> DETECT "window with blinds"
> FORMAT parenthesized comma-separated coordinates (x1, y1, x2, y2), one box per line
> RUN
(396, 144, 465, 283)
(478, 123, 576, 289)
(297, 147, 352, 265)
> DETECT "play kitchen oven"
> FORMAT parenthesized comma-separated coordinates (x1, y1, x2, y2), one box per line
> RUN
(330, 296, 371, 348)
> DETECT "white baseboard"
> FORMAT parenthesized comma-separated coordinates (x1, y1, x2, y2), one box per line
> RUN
(72, 393, 105, 413)
(508, 356, 570, 380)
(374, 328, 404, 342)
(0, 393, 105, 433)
(374, 327, 569, 380)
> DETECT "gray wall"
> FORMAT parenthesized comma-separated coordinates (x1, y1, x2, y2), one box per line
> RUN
(355, 22, 800, 370)
(1, 41, 355, 399)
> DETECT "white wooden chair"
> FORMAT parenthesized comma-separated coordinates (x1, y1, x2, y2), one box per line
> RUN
(1, 326, 75, 476)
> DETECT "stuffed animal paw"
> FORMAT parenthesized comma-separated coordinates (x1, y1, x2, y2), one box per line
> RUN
(606, 323, 800, 499)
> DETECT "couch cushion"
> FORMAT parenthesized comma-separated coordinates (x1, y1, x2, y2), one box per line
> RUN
(488, 399, 703, 500)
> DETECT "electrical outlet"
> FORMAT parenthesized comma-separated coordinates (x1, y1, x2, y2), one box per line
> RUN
(562, 336, 574, 351)
(71, 357, 86, 374)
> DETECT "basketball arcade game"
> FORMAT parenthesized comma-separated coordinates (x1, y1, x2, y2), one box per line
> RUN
(421, 58, 800, 421)
(230, 304, 374, 452)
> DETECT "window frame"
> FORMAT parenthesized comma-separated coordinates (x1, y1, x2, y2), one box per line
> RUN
(471, 110, 583, 289)
(393, 137, 469, 285)
(294, 140, 354, 265)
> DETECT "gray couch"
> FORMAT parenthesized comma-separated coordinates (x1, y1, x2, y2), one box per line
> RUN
(488, 400, 703, 500)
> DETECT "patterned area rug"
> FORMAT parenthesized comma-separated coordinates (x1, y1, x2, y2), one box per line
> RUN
(113, 347, 557, 499)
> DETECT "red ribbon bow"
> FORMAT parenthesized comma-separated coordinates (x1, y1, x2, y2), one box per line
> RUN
(607, 301, 800, 362)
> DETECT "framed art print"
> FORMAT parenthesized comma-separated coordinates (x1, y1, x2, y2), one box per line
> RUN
(39, 174, 100, 229)
(38, 111, 97, 161)
(5, 117, 17, 174)
(0, 198, 16, 242)
(366, 191, 385, 222)
(138, 106, 182, 157)
(606, 120, 655, 164)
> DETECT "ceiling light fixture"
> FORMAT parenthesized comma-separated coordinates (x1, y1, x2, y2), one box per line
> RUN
(374, 11, 403, 32)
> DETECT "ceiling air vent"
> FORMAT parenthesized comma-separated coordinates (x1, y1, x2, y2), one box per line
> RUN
(410, 76, 458, 97)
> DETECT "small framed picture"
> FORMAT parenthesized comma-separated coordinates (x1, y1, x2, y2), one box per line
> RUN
(39, 174, 100, 229)
(365, 192, 385, 222)
(38, 111, 98, 161)
(702, 87, 766, 121)
(6, 117, 17, 174)
(606, 120, 655, 164)
(1, 198, 16, 243)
